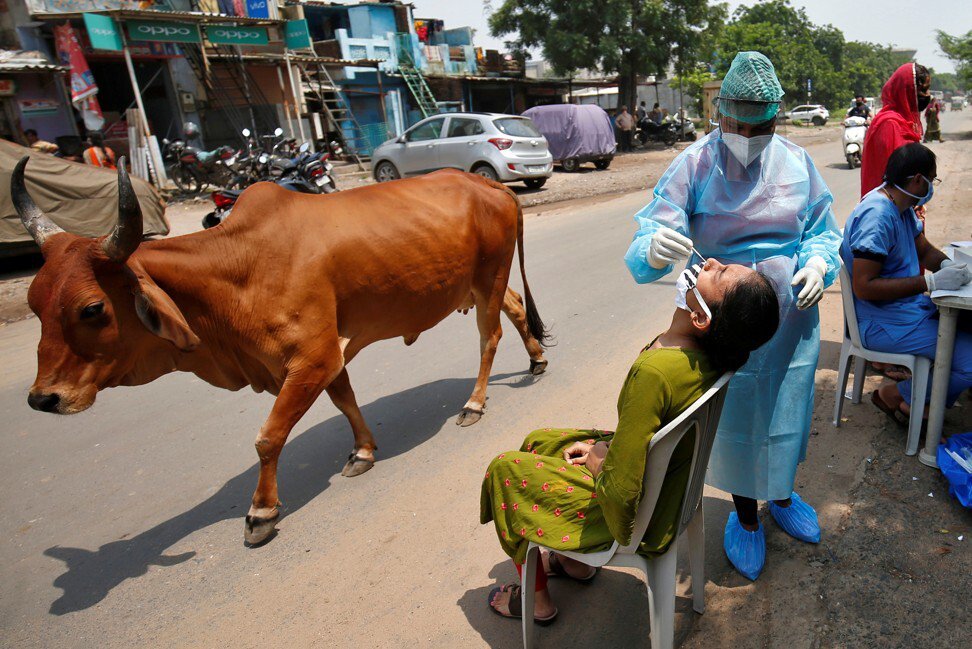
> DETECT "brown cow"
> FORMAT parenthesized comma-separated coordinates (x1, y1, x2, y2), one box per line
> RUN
(12, 157, 549, 544)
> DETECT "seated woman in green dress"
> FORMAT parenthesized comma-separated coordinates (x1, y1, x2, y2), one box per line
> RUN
(482, 259, 781, 623)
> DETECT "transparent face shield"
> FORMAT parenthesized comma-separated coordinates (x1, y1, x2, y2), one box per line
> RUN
(714, 96, 781, 125)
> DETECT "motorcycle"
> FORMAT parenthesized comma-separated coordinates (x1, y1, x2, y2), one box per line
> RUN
(842, 116, 867, 169)
(201, 151, 328, 229)
(163, 138, 236, 193)
(636, 116, 679, 147)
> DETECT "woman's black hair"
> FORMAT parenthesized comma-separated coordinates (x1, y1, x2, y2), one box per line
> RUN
(915, 63, 930, 87)
(882, 142, 936, 186)
(699, 271, 780, 372)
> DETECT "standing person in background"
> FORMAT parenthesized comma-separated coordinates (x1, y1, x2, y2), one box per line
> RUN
(624, 51, 842, 581)
(615, 106, 635, 152)
(24, 128, 58, 153)
(924, 97, 943, 143)
(82, 131, 117, 169)
(861, 62, 931, 197)
(637, 100, 648, 122)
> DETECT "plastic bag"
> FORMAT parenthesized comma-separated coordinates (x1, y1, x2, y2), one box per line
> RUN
(937, 432, 972, 509)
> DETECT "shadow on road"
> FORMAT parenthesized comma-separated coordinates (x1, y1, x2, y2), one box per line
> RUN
(43, 370, 540, 615)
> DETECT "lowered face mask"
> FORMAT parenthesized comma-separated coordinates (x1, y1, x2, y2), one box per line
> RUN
(722, 132, 773, 167)
(675, 262, 711, 319)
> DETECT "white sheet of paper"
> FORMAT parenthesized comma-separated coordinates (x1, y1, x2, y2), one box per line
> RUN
(950, 241, 972, 248)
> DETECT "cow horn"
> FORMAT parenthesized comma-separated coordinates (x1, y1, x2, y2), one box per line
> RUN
(11, 156, 64, 248)
(102, 157, 144, 262)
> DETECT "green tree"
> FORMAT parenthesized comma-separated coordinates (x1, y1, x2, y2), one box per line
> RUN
(929, 70, 961, 94)
(670, 64, 716, 115)
(486, 0, 725, 110)
(713, 0, 895, 111)
(936, 30, 972, 88)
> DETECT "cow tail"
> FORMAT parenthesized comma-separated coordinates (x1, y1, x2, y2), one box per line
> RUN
(514, 194, 552, 348)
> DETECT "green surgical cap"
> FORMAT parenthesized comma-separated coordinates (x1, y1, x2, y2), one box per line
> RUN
(717, 51, 785, 124)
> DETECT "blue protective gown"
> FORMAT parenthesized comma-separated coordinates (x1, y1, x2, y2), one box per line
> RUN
(625, 129, 842, 501)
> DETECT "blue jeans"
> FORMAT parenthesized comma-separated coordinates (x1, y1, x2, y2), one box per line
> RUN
(862, 314, 972, 407)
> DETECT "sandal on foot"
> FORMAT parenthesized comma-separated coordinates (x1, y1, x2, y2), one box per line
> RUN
(871, 390, 907, 429)
(487, 584, 558, 626)
(546, 552, 597, 583)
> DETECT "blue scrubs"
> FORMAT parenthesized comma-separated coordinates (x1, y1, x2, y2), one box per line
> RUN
(625, 129, 841, 501)
(841, 189, 972, 405)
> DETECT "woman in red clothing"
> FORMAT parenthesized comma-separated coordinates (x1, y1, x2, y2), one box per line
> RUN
(860, 62, 931, 198)
(860, 62, 932, 380)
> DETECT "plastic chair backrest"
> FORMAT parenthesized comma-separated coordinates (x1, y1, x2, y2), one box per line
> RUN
(617, 372, 733, 555)
(839, 264, 864, 348)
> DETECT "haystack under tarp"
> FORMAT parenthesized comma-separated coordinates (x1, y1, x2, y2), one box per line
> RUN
(0, 139, 168, 255)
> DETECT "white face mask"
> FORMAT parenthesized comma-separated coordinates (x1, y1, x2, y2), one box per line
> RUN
(675, 262, 711, 320)
(722, 132, 773, 167)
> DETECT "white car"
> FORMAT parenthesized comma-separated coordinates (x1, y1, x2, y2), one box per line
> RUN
(371, 112, 554, 189)
(787, 104, 830, 126)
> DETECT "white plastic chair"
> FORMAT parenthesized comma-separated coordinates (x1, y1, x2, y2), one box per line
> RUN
(520, 372, 733, 649)
(833, 264, 931, 455)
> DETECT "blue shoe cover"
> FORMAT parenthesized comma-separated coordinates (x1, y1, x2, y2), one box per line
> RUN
(769, 492, 821, 543)
(723, 512, 765, 581)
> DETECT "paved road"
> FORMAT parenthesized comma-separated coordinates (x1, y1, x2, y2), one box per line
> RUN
(1, 112, 967, 647)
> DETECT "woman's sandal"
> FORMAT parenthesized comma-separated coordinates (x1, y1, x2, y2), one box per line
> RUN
(546, 552, 597, 583)
(487, 584, 558, 626)
(871, 389, 907, 428)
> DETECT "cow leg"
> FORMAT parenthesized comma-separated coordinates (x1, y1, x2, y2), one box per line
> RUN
(502, 287, 547, 375)
(457, 277, 506, 427)
(324, 368, 378, 478)
(245, 364, 339, 545)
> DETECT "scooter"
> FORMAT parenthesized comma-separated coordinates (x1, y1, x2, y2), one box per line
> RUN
(842, 116, 867, 169)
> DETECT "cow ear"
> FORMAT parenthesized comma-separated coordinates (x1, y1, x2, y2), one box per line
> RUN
(133, 275, 200, 352)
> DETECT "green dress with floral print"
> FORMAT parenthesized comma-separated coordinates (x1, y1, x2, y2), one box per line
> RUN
(481, 345, 718, 564)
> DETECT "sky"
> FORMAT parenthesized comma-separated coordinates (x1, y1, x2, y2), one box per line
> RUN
(409, 0, 971, 74)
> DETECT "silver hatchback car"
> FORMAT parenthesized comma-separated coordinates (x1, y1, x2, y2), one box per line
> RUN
(371, 112, 554, 188)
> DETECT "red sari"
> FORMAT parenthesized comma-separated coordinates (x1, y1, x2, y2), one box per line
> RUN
(860, 63, 923, 197)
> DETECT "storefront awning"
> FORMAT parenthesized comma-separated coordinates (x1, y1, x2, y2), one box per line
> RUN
(0, 50, 67, 74)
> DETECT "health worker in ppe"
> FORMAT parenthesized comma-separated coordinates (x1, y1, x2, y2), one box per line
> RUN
(623, 51, 842, 581)
(841, 143, 972, 425)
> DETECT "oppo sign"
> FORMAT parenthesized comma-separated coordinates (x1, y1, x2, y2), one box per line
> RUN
(206, 26, 270, 45)
(126, 20, 200, 43)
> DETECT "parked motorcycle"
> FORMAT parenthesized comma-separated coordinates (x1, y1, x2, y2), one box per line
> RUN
(636, 116, 679, 147)
(163, 138, 236, 193)
(842, 116, 867, 169)
(201, 151, 329, 229)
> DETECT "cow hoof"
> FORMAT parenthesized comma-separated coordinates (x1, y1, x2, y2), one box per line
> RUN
(456, 408, 484, 427)
(341, 453, 375, 477)
(244, 512, 279, 546)
(530, 359, 548, 376)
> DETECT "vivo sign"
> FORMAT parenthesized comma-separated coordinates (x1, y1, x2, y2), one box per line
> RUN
(126, 20, 200, 43)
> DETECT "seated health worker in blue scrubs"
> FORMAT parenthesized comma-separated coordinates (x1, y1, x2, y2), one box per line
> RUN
(840, 142, 972, 422)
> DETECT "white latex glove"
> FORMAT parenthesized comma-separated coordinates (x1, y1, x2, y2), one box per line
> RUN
(940, 258, 957, 269)
(647, 226, 694, 269)
(791, 256, 828, 310)
(927, 263, 971, 292)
